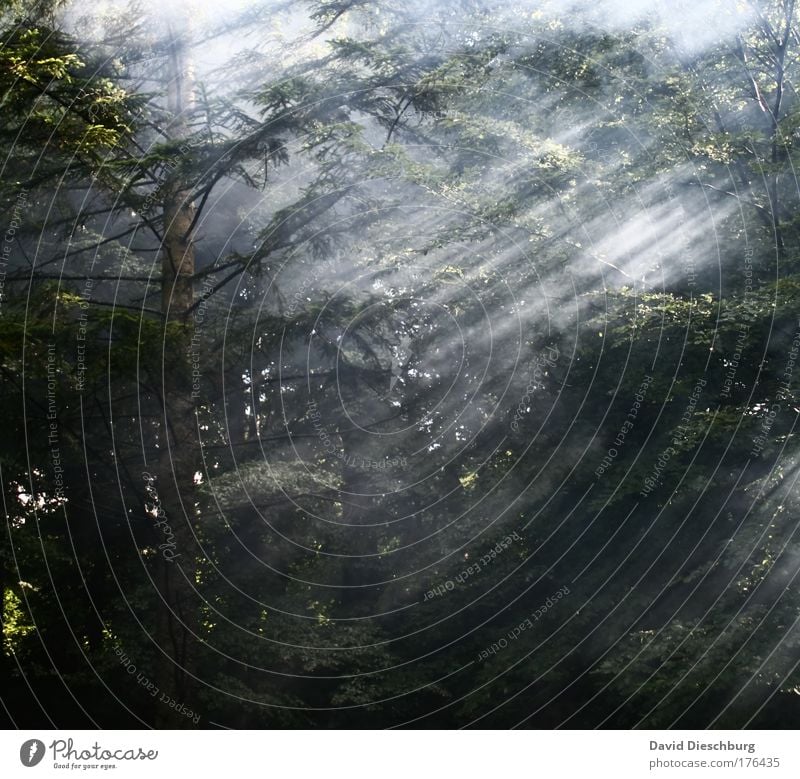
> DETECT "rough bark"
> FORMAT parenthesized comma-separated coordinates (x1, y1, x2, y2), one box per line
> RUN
(152, 25, 201, 728)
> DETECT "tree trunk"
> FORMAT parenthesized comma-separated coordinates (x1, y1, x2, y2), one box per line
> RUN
(152, 24, 201, 728)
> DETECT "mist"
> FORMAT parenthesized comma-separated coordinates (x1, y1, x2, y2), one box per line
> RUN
(2, 0, 799, 734)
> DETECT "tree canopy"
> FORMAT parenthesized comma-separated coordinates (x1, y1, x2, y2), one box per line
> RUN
(3, 0, 800, 729)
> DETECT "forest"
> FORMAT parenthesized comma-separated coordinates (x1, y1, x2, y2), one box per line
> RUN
(2, 0, 800, 729)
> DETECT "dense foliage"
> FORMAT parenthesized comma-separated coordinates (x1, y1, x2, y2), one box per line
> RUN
(3, 0, 800, 728)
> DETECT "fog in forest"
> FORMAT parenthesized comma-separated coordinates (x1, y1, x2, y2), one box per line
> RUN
(2, 0, 800, 733)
